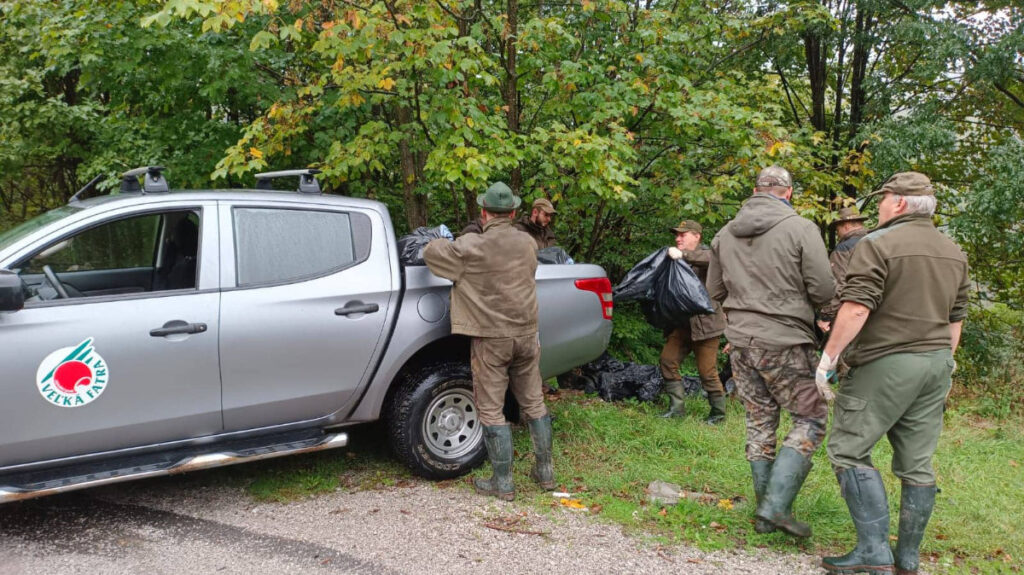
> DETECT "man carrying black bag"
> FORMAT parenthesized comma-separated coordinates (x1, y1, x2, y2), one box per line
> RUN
(659, 220, 728, 424)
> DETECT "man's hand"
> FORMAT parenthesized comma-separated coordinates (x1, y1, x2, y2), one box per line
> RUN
(817, 319, 831, 333)
(667, 247, 683, 260)
(815, 351, 838, 403)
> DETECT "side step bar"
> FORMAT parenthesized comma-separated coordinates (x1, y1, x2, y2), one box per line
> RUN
(0, 432, 348, 504)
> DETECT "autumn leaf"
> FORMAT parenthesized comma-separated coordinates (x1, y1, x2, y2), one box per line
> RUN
(717, 498, 734, 510)
(249, 147, 263, 159)
(378, 77, 396, 90)
(559, 498, 586, 509)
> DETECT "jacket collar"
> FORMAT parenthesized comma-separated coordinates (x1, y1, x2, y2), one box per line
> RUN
(483, 216, 515, 231)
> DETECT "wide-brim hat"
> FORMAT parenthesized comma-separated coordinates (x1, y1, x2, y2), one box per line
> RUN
(831, 206, 868, 227)
(477, 181, 521, 213)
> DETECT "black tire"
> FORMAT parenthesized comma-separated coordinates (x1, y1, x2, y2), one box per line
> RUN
(386, 361, 486, 479)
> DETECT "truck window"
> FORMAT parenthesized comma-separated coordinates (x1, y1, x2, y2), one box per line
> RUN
(23, 213, 162, 273)
(232, 208, 370, 287)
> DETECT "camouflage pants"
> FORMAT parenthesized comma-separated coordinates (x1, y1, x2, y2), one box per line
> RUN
(729, 345, 828, 461)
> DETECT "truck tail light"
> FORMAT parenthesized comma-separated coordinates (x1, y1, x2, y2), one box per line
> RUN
(575, 277, 613, 320)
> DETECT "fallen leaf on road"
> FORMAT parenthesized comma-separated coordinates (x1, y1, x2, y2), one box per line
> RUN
(559, 498, 587, 510)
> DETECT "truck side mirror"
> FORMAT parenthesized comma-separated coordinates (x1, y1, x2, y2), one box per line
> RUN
(0, 270, 25, 312)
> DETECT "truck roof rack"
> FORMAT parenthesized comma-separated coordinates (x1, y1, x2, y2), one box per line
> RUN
(254, 169, 322, 194)
(121, 166, 169, 194)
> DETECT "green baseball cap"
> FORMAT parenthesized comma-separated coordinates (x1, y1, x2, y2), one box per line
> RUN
(862, 172, 934, 200)
(669, 220, 702, 234)
(477, 181, 521, 213)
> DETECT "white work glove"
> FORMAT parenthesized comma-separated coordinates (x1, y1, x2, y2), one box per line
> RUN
(667, 247, 683, 260)
(815, 351, 838, 403)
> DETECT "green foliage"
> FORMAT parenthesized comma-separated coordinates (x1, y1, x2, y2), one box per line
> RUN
(608, 302, 663, 365)
(955, 304, 1024, 419)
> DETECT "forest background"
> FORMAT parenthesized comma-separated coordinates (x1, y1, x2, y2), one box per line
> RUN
(1, 0, 1021, 410)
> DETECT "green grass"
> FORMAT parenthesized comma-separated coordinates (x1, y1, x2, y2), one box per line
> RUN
(512, 391, 1023, 574)
(194, 397, 1022, 574)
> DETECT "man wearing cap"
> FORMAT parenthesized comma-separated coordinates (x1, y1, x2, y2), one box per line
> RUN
(660, 219, 728, 424)
(819, 172, 969, 575)
(818, 206, 869, 333)
(515, 198, 559, 249)
(707, 165, 835, 538)
(423, 182, 555, 502)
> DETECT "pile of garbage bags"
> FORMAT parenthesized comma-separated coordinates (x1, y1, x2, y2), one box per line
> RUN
(613, 248, 714, 329)
(559, 352, 735, 403)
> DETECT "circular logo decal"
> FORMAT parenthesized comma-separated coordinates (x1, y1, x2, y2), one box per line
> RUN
(36, 338, 109, 408)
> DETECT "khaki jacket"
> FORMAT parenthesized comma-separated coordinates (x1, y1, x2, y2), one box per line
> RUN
(707, 194, 835, 349)
(841, 213, 969, 366)
(679, 246, 726, 341)
(514, 216, 558, 249)
(423, 217, 539, 338)
(459, 218, 484, 236)
(820, 227, 867, 320)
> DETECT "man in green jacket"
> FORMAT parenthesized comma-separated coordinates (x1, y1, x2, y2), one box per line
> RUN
(819, 172, 969, 575)
(707, 165, 835, 537)
(423, 182, 554, 501)
(818, 206, 869, 332)
(660, 219, 728, 424)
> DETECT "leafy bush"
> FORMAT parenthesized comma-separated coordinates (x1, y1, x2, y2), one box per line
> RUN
(608, 302, 664, 366)
(954, 304, 1024, 419)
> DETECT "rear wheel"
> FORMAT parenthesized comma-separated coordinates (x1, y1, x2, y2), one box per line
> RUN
(386, 361, 486, 479)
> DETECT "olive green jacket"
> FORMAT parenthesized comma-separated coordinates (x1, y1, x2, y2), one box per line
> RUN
(679, 246, 726, 341)
(840, 213, 969, 366)
(820, 227, 868, 321)
(423, 217, 539, 338)
(707, 194, 835, 349)
(514, 216, 558, 249)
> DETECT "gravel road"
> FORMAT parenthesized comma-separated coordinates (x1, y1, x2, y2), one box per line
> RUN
(0, 472, 826, 575)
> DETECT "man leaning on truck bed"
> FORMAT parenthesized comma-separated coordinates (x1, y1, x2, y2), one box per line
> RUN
(422, 182, 556, 501)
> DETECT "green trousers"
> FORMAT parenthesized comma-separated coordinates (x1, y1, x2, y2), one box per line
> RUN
(827, 349, 954, 485)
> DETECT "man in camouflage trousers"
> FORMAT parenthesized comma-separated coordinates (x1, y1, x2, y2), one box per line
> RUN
(423, 182, 555, 501)
(819, 173, 969, 575)
(707, 166, 835, 537)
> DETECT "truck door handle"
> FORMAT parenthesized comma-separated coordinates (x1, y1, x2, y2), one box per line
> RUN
(150, 322, 208, 337)
(335, 303, 379, 316)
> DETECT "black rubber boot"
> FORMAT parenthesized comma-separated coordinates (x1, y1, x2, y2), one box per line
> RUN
(893, 482, 936, 575)
(750, 459, 776, 534)
(755, 446, 814, 537)
(705, 394, 726, 425)
(660, 380, 686, 418)
(527, 414, 556, 490)
(822, 468, 895, 574)
(473, 424, 515, 501)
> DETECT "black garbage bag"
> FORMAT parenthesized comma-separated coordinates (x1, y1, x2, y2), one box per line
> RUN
(577, 352, 664, 402)
(614, 248, 714, 328)
(397, 224, 454, 266)
(537, 246, 574, 265)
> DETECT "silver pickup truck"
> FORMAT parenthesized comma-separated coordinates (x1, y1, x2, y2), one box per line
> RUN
(0, 168, 612, 503)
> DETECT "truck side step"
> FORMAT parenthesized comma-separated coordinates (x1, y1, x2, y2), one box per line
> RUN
(0, 430, 348, 504)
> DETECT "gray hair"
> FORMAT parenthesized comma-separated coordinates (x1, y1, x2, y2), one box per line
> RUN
(894, 194, 937, 217)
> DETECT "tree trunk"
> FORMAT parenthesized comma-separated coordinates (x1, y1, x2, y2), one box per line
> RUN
(504, 0, 521, 193)
(397, 106, 428, 230)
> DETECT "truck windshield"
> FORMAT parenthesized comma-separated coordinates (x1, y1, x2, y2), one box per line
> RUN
(0, 205, 83, 253)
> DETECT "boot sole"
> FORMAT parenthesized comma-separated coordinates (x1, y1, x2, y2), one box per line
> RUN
(756, 514, 811, 538)
(474, 487, 515, 501)
(820, 560, 894, 574)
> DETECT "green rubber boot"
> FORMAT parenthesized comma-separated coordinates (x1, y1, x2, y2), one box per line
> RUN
(755, 446, 814, 538)
(473, 424, 515, 501)
(705, 393, 727, 425)
(822, 468, 895, 574)
(750, 459, 776, 534)
(894, 482, 937, 575)
(527, 414, 556, 490)
(660, 379, 686, 418)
